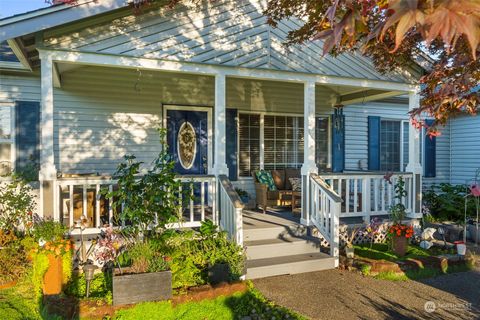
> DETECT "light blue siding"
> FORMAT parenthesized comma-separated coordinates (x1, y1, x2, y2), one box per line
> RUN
(450, 115, 480, 185)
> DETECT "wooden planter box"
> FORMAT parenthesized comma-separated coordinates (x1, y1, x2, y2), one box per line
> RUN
(112, 270, 172, 306)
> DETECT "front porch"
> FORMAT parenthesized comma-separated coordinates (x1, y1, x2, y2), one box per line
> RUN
(35, 47, 423, 276)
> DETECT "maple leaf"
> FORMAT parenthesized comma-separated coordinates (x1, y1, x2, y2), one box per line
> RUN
(424, 0, 480, 59)
(381, 0, 425, 52)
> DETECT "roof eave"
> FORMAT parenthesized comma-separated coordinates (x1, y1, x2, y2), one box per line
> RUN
(0, 0, 129, 43)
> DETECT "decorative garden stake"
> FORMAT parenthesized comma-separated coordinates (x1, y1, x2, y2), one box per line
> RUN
(83, 263, 97, 298)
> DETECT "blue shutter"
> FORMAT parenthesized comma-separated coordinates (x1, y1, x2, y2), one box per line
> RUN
(226, 108, 238, 181)
(15, 101, 40, 179)
(424, 119, 436, 177)
(331, 113, 345, 172)
(368, 116, 381, 170)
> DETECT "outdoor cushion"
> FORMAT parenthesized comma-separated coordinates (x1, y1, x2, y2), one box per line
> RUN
(271, 169, 286, 190)
(255, 170, 277, 191)
(289, 177, 301, 192)
(285, 168, 301, 190)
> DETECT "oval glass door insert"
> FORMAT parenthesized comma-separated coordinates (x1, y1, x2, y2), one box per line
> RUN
(177, 121, 197, 170)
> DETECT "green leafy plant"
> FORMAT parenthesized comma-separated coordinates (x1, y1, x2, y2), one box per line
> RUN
(0, 175, 36, 234)
(388, 176, 408, 224)
(121, 241, 169, 274)
(150, 229, 245, 289)
(199, 219, 217, 237)
(423, 183, 475, 222)
(104, 129, 183, 238)
(33, 219, 67, 243)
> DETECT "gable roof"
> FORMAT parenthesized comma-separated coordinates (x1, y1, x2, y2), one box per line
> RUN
(1, 0, 419, 83)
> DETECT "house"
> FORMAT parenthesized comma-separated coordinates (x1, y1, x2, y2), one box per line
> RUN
(0, 0, 428, 278)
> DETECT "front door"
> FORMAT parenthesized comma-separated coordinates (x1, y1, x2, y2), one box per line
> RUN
(166, 109, 209, 175)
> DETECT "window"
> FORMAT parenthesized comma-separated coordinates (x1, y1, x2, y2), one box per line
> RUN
(380, 120, 401, 171)
(316, 117, 329, 171)
(0, 105, 14, 176)
(263, 115, 304, 171)
(238, 114, 260, 176)
(379, 119, 411, 172)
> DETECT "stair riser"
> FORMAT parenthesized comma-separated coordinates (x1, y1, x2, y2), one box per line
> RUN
(244, 226, 308, 241)
(246, 258, 336, 279)
(246, 242, 320, 260)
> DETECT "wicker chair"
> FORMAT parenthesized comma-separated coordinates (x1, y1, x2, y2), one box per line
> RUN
(252, 168, 301, 213)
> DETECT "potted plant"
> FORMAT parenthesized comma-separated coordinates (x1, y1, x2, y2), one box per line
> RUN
(235, 188, 250, 204)
(386, 175, 414, 257)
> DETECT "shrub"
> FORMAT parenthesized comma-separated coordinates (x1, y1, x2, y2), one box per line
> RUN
(152, 226, 245, 289)
(0, 175, 36, 234)
(0, 234, 29, 284)
(33, 219, 67, 243)
(423, 183, 476, 222)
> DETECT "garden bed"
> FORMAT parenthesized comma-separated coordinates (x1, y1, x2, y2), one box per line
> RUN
(343, 243, 476, 280)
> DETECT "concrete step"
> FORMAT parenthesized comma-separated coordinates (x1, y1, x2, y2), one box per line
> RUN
(245, 236, 321, 260)
(246, 252, 336, 279)
(243, 224, 308, 242)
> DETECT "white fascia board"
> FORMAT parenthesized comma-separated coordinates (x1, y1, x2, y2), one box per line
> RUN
(39, 48, 417, 92)
(0, 0, 128, 43)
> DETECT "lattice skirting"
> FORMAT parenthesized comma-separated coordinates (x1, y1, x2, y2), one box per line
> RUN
(311, 223, 393, 248)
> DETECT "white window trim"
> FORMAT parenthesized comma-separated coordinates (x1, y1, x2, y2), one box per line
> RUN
(237, 111, 332, 177)
(0, 103, 15, 180)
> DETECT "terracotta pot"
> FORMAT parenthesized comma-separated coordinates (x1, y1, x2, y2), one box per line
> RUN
(392, 235, 408, 257)
(43, 254, 63, 295)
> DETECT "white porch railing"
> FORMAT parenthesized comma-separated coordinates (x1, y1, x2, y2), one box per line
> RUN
(53, 175, 217, 233)
(309, 174, 342, 261)
(318, 172, 414, 221)
(218, 175, 244, 246)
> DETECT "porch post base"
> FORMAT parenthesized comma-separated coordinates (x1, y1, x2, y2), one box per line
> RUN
(213, 164, 229, 177)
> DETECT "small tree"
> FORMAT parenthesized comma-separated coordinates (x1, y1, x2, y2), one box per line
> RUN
(104, 129, 183, 239)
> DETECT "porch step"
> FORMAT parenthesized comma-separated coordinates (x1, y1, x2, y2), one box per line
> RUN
(243, 225, 308, 242)
(242, 212, 337, 279)
(246, 252, 336, 279)
(245, 236, 321, 260)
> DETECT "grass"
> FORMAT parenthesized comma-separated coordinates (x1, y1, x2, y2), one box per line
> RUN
(353, 243, 454, 262)
(114, 283, 307, 320)
(374, 264, 473, 282)
(0, 277, 61, 320)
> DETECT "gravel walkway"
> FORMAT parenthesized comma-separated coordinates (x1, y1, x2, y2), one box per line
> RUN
(253, 267, 480, 320)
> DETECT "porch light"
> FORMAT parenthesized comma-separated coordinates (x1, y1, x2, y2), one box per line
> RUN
(83, 264, 98, 298)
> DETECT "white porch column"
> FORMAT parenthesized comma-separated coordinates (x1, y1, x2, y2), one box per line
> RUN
(301, 80, 317, 225)
(39, 52, 58, 220)
(406, 88, 422, 218)
(213, 72, 228, 176)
